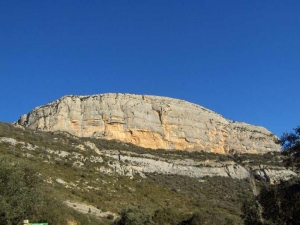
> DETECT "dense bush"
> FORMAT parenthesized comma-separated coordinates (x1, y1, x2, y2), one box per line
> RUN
(242, 178, 300, 225)
(152, 207, 185, 225)
(115, 206, 154, 225)
(115, 206, 241, 225)
(181, 208, 240, 225)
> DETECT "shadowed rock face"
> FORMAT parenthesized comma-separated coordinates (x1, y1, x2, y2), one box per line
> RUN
(15, 93, 280, 154)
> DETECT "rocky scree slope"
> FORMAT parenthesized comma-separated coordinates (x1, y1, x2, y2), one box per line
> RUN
(16, 93, 280, 154)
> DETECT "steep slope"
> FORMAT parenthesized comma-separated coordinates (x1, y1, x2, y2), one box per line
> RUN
(16, 93, 280, 154)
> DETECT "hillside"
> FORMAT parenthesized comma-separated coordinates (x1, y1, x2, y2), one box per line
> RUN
(0, 122, 296, 224)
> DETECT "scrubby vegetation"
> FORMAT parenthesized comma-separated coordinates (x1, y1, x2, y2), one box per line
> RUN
(0, 155, 101, 225)
(232, 152, 284, 167)
(0, 122, 296, 224)
(241, 126, 300, 225)
(242, 177, 300, 225)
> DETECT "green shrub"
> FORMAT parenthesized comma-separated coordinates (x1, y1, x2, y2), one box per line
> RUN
(0, 155, 102, 225)
(116, 206, 154, 225)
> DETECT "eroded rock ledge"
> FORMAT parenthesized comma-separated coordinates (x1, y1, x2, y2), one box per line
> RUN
(16, 93, 280, 154)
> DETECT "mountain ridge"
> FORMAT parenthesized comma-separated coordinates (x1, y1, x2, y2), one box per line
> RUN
(15, 93, 280, 154)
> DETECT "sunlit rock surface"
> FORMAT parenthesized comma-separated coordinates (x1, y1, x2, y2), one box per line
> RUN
(16, 93, 280, 154)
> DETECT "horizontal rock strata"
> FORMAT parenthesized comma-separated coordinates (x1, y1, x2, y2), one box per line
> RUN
(0, 137, 294, 182)
(16, 93, 280, 154)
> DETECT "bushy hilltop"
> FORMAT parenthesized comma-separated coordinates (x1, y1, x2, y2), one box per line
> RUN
(16, 93, 281, 154)
(0, 122, 296, 225)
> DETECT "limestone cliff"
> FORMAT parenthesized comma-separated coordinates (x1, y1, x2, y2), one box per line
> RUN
(15, 93, 280, 154)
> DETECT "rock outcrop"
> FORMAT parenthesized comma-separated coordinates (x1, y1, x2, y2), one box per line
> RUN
(252, 166, 297, 184)
(105, 152, 250, 180)
(0, 136, 294, 183)
(16, 93, 280, 154)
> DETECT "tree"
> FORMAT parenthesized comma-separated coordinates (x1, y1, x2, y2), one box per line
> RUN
(242, 126, 300, 225)
(280, 126, 300, 170)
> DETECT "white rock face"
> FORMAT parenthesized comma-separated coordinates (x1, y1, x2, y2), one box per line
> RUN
(96, 150, 295, 182)
(107, 154, 250, 179)
(16, 93, 280, 154)
(253, 167, 297, 184)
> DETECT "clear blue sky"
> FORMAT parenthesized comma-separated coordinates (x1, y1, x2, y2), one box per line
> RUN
(1, 0, 299, 137)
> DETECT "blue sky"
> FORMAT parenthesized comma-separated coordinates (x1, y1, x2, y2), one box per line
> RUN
(1, 0, 299, 137)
